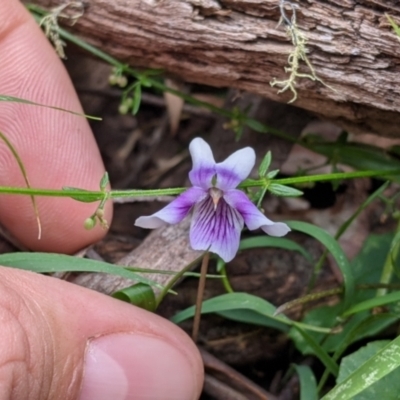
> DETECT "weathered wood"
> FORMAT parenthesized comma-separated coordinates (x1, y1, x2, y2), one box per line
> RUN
(29, 0, 400, 136)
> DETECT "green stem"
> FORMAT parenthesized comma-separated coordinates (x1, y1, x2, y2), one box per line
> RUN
(271, 169, 400, 185)
(109, 188, 185, 198)
(154, 254, 204, 307)
(377, 217, 400, 297)
(0, 169, 396, 202)
(0, 186, 103, 198)
(219, 264, 234, 293)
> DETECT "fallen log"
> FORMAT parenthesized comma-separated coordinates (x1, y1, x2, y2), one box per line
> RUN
(29, 0, 400, 136)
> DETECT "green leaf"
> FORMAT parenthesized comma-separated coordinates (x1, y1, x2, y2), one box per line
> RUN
(217, 309, 289, 332)
(293, 325, 339, 376)
(343, 291, 400, 317)
(172, 292, 332, 333)
(266, 169, 280, 179)
(291, 234, 400, 356)
(268, 183, 303, 197)
(352, 233, 395, 286)
(0, 252, 163, 289)
(99, 172, 109, 190)
(293, 365, 318, 400)
(258, 151, 272, 177)
(289, 304, 341, 355)
(113, 283, 156, 311)
(171, 292, 290, 326)
(239, 236, 313, 262)
(286, 221, 354, 309)
(323, 339, 400, 400)
(62, 187, 103, 202)
(330, 313, 400, 359)
(244, 117, 270, 133)
(389, 229, 400, 279)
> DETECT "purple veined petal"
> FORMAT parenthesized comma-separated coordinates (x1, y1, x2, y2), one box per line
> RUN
(135, 187, 207, 229)
(188, 137, 216, 189)
(224, 189, 291, 237)
(215, 147, 256, 190)
(190, 195, 244, 262)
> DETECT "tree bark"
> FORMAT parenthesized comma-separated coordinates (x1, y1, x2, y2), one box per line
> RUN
(30, 0, 400, 136)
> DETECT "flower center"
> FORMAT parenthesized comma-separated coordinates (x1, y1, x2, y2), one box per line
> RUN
(209, 187, 223, 210)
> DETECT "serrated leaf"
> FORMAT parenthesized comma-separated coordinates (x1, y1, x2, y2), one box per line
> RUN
(269, 183, 303, 197)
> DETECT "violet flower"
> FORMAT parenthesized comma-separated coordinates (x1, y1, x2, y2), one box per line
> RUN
(135, 138, 290, 262)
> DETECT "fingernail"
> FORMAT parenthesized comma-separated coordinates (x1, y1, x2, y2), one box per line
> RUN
(79, 333, 199, 400)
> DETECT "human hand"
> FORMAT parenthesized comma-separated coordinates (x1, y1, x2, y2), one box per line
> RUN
(0, 2, 203, 399)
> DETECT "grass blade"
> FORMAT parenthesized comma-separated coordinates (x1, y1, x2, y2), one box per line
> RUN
(294, 364, 318, 400)
(286, 221, 354, 309)
(343, 291, 400, 317)
(0, 252, 163, 289)
(321, 335, 400, 400)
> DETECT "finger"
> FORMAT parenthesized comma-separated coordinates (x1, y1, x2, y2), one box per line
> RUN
(0, 266, 203, 400)
(0, 1, 112, 252)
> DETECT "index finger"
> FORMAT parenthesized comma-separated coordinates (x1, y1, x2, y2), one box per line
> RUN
(0, 0, 112, 252)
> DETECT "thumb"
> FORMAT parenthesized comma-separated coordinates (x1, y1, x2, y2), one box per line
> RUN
(0, 267, 203, 400)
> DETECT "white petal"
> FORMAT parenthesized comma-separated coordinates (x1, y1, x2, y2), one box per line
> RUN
(188, 137, 216, 189)
(215, 147, 255, 190)
(135, 187, 206, 229)
(261, 222, 291, 237)
(224, 189, 290, 237)
(190, 196, 244, 262)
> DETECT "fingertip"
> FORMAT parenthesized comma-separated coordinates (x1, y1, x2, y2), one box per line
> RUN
(0, 0, 113, 252)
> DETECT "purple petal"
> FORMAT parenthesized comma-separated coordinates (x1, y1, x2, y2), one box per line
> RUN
(215, 147, 255, 190)
(190, 195, 244, 262)
(188, 137, 216, 189)
(224, 189, 290, 237)
(135, 187, 207, 229)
